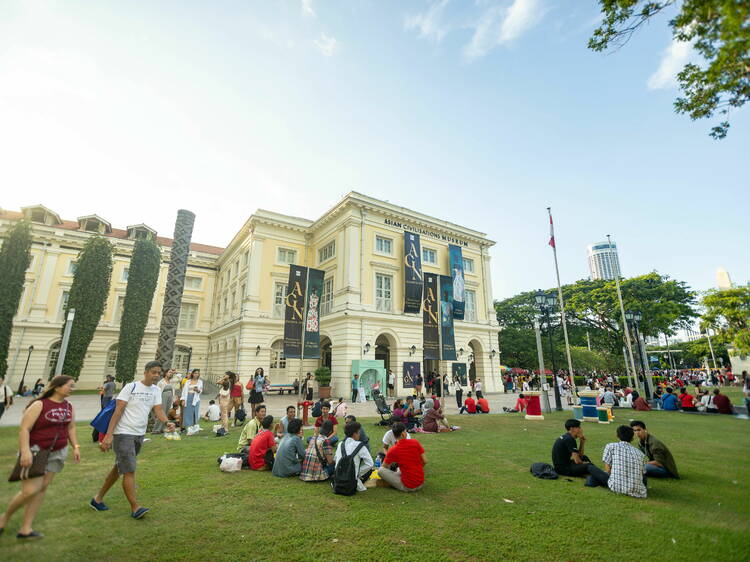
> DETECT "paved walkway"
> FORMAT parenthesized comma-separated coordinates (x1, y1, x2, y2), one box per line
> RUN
(0, 390, 570, 428)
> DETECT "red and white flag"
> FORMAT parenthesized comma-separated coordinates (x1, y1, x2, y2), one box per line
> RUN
(547, 208, 555, 249)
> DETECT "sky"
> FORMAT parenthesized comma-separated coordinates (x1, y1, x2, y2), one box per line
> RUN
(1, 0, 748, 303)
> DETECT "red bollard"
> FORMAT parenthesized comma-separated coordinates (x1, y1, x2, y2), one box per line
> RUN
(297, 400, 313, 426)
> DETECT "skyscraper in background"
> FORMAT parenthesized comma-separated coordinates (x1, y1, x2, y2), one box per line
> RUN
(716, 267, 733, 290)
(587, 241, 621, 281)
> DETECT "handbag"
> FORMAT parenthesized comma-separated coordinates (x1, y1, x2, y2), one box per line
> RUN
(9, 432, 59, 482)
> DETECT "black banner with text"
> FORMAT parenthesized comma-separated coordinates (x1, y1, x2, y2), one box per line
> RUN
(422, 274, 440, 361)
(283, 265, 307, 359)
(403, 232, 423, 314)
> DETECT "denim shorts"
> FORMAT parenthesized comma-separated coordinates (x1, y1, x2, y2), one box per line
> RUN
(113, 434, 143, 475)
(29, 445, 69, 473)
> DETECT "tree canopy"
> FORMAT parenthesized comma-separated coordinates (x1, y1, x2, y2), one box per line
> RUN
(0, 221, 32, 377)
(589, 0, 750, 139)
(702, 286, 750, 354)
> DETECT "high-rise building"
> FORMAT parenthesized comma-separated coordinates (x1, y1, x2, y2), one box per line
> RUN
(716, 267, 733, 290)
(587, 241, 621, 281)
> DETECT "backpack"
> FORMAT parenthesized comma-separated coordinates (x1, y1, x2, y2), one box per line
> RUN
(90, 383, 136, 434)
(234, 405, 247, 424)
(311, 401, 323, 418)
(332, 438, 366, 496)
(530, 462, 558, 479)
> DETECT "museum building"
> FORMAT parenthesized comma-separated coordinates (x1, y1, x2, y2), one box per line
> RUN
(0, 193, 499, 394)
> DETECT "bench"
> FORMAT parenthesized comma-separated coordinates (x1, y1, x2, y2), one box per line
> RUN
(268, 384, 297, 395)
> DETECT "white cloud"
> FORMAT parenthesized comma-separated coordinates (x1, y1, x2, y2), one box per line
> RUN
(464, 0, 545, 60)
(404, 0, 451, 42)
(301, 0, 315, 17)
(647, 39, 693, 90)
(313, 32, 337, 56)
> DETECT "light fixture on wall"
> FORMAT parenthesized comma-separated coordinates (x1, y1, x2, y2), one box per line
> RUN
(410, 345, 416, 356)
(364, 342, 371, 354)
(255, 345, 261, 355)
(458, 348, 464, 357)
(489, 349, 497, 359)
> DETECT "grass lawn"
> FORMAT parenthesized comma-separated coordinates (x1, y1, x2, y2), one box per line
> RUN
(0, 411, 748, 561)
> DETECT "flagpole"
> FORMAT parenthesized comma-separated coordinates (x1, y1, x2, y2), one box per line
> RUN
(608, 235, 639, 393)
(547, 208, 575, 393)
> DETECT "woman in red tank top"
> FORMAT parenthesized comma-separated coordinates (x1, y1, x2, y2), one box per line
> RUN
(0, 375, 80, 540)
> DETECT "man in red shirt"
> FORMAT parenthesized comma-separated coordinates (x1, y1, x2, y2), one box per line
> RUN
(313, 402, 339, 446)
(459, 392, 477, 414)
(476, 396, 490, 413)
(711, 388, 734, 415)
(378, 423, 425, 492)
(679, 389, 697, 412)
(249, 416, 277, 470)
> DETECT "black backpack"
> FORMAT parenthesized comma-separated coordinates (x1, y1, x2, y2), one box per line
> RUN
(234, 405, 247, 424)
(530, 462, 558, 479)
(332, 438, 365, 496)
(311, 401, 323, 418)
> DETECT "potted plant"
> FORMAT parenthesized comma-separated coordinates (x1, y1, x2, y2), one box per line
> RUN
(314, 366, 332, 399)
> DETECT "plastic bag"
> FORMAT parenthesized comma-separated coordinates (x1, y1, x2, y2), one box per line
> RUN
(164, 431, 181, 441)
(220, 457, 242, 472)
(186, 425, 200, 436)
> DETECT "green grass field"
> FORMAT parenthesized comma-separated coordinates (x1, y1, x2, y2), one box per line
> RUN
(0, 411, 748, 561)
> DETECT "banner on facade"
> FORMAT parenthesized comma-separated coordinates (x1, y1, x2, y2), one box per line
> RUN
(403, 361, 420, 389)
(283, 265, 307, 359)
(449, 244, 465, 320)
(439, 275, 457, 361)
(403, 232, 423, 314)
(422, 274, 440, 361)
(302, 267, 325, 359)
(452, 363, 467, 386)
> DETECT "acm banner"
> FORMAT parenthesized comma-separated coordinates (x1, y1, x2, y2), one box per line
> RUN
(422, 274, 440, 361)
(302, 267, 325, 359)
(283, 265, 307, 359)
(439, 275, 457, 361)
(403, 361, 420, 389)
(449, 244, 465, 320)
(403, 232, 423, 314)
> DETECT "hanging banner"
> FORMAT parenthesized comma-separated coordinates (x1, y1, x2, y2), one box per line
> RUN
(439, 275, 457, 361)
(403, 361, 420, 389)
(449, 244, 465, 320)
(283, 265, 307, 359)
(423, 274, 440, 361)
(403, 232, 423, 314)
(302, 267, 325, 359)
(452, 363, 467, 386)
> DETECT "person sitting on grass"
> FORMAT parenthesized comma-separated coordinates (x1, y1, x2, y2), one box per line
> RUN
(300, 420, 335, 482)
(313, 402, 339, 446)
(272, 419, 306, 478)
(345, 415, 369, 451)
(585, 425, 647, 498)
(334, 421, 374, 492)
(391, 399, 405, 424)
(274, 405, 297, 439)
(422, 399, 452, 432)
(503, 394, 529, 413)
(203, 399, 221, 422)
(378, 422, 425, 493)
(629, 420, 679, 478)
(476, 395, 490, 414)
(661, 387, 679, 411)
(403, 397, 422, 430)
(382, 423, 411, 453)
(237, 405, 266, 452)
(711, 388, 734, 415)
(249, 415, 276, 471)
(551, 419, 603, 478)
(678, 388, 697, 412)
(459, 392, 477, 414)
(333, 397, 348, 418)
(631, 391, 651, 411)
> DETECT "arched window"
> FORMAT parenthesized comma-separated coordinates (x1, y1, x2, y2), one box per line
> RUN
(270, 340, 286, 370)
(46, 341, 61, 377)
(106, 344, 119, 375)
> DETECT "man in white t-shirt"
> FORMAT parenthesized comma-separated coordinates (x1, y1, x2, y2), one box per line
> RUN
(90, 360, 174, 519)
(382, 426, 411, 452)
(334, 422, 374, 492)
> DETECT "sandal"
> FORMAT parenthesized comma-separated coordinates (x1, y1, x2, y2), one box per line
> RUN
(17, 530, 44, 540)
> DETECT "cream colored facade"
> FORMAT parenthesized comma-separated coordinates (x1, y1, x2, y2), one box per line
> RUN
(2, 193, 498, 394)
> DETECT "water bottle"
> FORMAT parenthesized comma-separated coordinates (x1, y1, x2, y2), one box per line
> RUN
(375, 456, 382, 468)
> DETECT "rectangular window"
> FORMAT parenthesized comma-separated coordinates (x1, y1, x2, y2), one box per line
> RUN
(59, 291, 70, 321)
(422, 248, 437, 265)
(465, 290, 477, 322)
(231, 291, 237, 312)
(318, 240, 336, 263)
(178, 302, 198, 330)
(185, 276, 202, 290)
(375, 235, 393, 255)
(233, 261, 238, 277)
(114, 295, 126, 324)
(223, 297, 228, 316)
(375, 273, 392, 312)
(66, 260, 77, 276)
(273, 282, 287, 318)
(242, 251, 248, 267)
(277, 248, 297, 264)
(122, 267, 129, 282)
(321, 278, 333, 316)
(463, 257, 475, 273)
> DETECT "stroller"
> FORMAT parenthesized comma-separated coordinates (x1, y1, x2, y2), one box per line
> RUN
(372, 389, 393, 426)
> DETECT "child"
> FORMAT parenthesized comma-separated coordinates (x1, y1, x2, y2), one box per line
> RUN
(333, 397, 348, 418)
(203, 399, 221, 422)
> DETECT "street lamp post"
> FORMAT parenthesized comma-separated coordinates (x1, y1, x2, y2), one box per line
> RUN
(17, 345, 34, 395)
(535, 290, 562, 411)
(626, 311, 650, 398)
(186, 346, 194, 373)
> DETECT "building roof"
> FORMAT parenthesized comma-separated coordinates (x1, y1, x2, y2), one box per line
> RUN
(0, 209, 224, 255)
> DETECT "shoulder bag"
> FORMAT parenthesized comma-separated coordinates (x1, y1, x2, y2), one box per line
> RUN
(9, 430, 60, 482)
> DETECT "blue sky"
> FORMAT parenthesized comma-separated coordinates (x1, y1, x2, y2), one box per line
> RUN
(1, 0, 748, 302)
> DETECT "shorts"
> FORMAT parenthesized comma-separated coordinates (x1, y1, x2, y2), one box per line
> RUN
(113, 434, 144, 475)
(388, 384, 394, 390)
(29, 445, 68, 474)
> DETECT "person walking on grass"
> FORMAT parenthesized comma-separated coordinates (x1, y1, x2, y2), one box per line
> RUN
(152, 369, 175, 434)
(180, 368, 203, 431)
(90, 361, 174, 519)
(0, 375, 80, 540)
